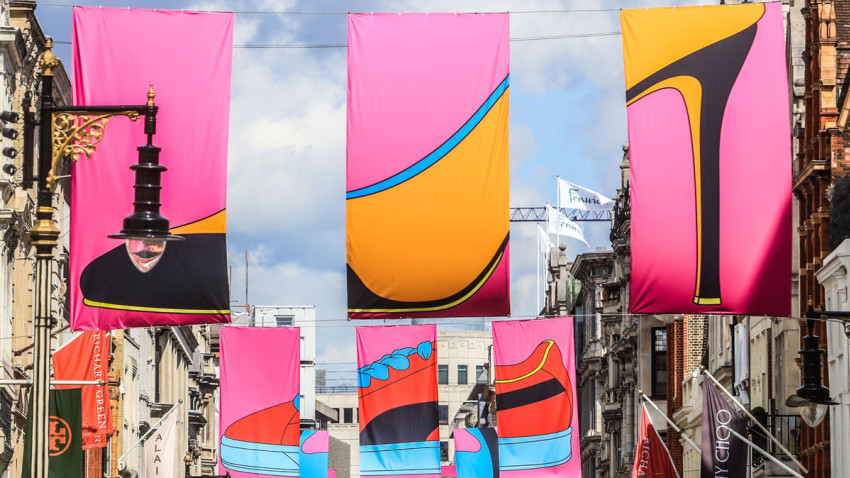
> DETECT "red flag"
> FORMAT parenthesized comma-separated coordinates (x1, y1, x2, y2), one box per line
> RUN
(52, 331, 113, 449)
(632, 404, 679, 478)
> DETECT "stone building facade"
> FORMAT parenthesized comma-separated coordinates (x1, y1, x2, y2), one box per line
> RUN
(568, 144, 671, 478)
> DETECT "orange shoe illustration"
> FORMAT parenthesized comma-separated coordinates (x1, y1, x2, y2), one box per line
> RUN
(220, 396, 300, 476)
(358, 341, 441, 476)
(495, 340, 573, 470)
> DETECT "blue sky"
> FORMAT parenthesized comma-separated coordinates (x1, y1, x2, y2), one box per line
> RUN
(37, 0, 712, 361)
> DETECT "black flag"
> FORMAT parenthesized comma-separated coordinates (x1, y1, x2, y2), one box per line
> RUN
(701, 379, 747, 478)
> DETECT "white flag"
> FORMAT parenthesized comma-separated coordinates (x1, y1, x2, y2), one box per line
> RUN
(547, 204, 589, 246)
(144, 410, 177, 478)
(537, 224, 554, 255)
(558, 178, 614, 211)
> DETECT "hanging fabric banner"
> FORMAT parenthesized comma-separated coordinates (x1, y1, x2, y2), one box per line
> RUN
(631, 404, 679, 478)
(455, 428, 500, 478)
(143, 410, 177, 478)
(22, 389, 84, 478)
(220, 327, 301, 477)
(621, 3, 791, 316)
(357, 325, 440, 477)
(70, 7, 233, 330)
(52, 331, 113, 449)
(300, 430, 329, 478)
(701, 380, 747, 478)
(346, 13, 510, 319)
(493, 318, 580, 476)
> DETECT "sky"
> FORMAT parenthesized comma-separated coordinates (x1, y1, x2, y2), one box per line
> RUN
(36, 0, 714, 362)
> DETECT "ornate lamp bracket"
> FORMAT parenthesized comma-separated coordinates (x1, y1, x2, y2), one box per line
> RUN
(48, 111, 141, 189)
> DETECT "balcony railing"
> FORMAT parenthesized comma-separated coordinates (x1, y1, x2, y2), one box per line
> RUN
(750, 414, 801, 468)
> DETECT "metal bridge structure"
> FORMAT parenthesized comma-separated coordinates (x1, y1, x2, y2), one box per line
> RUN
(509, 207, 611, 222)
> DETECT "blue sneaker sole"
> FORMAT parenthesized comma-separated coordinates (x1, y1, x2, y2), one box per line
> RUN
(498, 428, 572, 471)
(360, 441, 441, 476)
(220, 435, 299, 477)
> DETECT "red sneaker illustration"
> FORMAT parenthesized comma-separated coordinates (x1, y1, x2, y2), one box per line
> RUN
(220, 395, 300, 476)
(358, 341, 441, 476)
(495, 339, 574, 470)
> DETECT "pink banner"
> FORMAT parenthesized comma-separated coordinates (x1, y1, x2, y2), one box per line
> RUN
(70, 7, 232, 330)
(622, 3, 791, 315)
(346, 13, 510, 319)
(493, 318, 580, 477)
(357, 325, 440, 477)
(220, 327, 300, 478)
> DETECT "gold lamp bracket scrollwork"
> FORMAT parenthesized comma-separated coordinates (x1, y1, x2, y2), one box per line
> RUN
(48, 111, 141, 190)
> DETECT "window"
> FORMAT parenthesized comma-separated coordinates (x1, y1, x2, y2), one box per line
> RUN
(475, 365, 484, 383)
(343, 408, 353, 424)
(275, 315, 294, 327)
(440, 441, 449, 462)
(438, 365, 448, 384)
(651, 327, 668, 399)
(457, 365, 468, 385)
(439, 405, 449, 424)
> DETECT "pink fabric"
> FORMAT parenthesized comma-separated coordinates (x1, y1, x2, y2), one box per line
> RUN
(628, 3, 791, 315)
(219, 327, 300, 477)
(493, 318, 581, 477)
(356, 324, 435, 374)
(70, 7, 232, 329)
(441, 466, 457, 477)
(453, 429, 481, 453)
(302, 431, 329, 454)
(346, 13, 509, 190)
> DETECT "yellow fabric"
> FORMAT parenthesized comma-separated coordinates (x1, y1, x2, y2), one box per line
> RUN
(621, 4, 764, 89)
(171, 210, 226, 234)
(627, 77, 704, 290)
(347, 92, 510, 303)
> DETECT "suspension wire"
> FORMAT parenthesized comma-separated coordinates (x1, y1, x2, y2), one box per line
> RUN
(37, 4, 624, 14)
(51, 30, 621, 49)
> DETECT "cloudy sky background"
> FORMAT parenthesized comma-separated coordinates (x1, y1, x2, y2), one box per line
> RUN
(38, 0, 712, 362)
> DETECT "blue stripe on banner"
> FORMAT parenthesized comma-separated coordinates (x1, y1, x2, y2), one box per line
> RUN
(360, 441, 442, 476)
(346, 75, 510, 199)
(498, 428, 572, 471)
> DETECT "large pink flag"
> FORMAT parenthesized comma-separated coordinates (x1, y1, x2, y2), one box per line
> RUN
(493, 318, 580, 477)
(357, 325, 440, 477)
(346, 13, 510, 319)
(70, 7, 232, 330)
(622, 3, 791, 315)
(220, 327, 301, 478)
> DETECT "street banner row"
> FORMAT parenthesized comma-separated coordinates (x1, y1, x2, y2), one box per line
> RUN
(66, 3, 795, 332)
(346, 13, 511, 319)
(69, 7, 232, 330)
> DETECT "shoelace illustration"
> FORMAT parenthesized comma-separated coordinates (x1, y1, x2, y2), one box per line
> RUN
(358, 340, 433, 388)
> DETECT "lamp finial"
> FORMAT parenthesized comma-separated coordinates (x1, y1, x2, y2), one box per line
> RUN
(40, 38, 59, 77)
(147, 84, 155, 107)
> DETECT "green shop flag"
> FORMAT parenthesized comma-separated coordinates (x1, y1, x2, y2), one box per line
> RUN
(22, 388, 84, 478)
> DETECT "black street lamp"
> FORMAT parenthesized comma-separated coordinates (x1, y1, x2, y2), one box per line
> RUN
(785, 304, 839, 428)
(24, 39, 182, 478)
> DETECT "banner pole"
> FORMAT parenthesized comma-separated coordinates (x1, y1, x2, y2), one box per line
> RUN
(537, 226, 541, 314)
(727, 426, 804, 478)
(117, 399, 182, 471)
(637, 391, 700, 454)
(555, 176, 561, 248)
(700, 367, 807, 473)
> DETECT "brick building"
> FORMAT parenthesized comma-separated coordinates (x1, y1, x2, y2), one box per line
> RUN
(792, 0, 850, 476)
